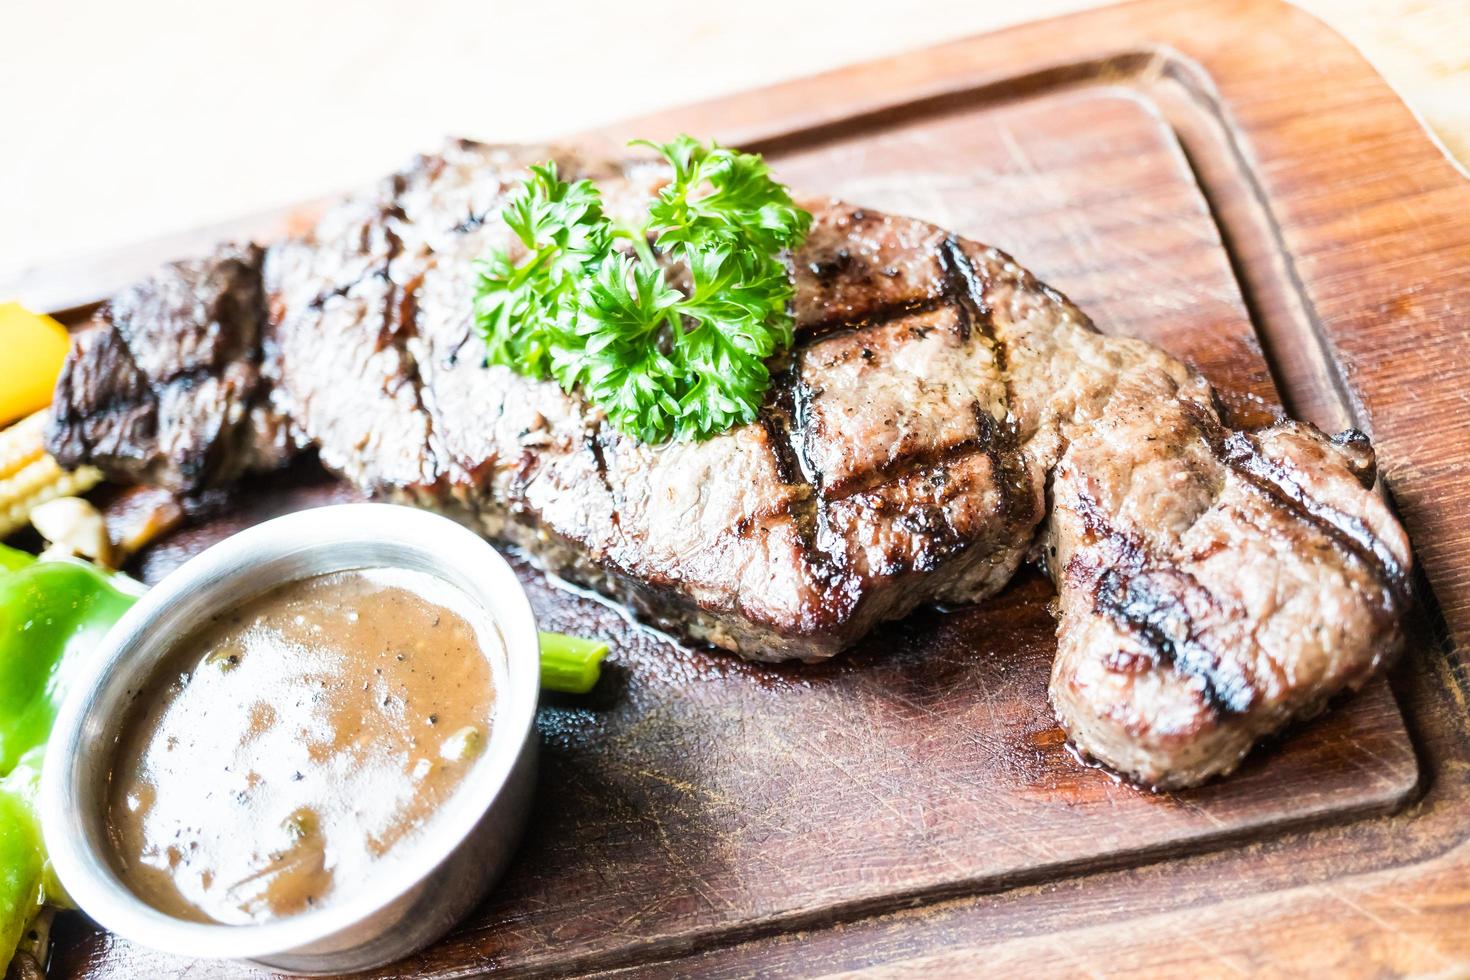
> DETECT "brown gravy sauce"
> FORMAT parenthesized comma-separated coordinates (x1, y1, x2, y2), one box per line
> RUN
(106, 568, 498, 924)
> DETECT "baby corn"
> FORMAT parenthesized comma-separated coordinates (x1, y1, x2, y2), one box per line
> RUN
(0, 412, 102, 540)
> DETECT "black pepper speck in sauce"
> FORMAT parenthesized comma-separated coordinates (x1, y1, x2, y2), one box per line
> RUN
(106, 568, 497, 924)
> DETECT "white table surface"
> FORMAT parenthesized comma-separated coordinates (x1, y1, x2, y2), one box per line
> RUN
(1, 0, 1465, 282)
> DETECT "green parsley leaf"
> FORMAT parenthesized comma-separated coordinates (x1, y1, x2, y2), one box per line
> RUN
(472, 137, 812, 443)
(559, 254, 683, 443)
(472, 163, 609, 379)
(637, 135, 810, 257)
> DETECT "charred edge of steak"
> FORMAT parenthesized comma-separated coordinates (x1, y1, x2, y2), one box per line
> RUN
(46, 324, 157, 470)
(45, 244, 274, 494)
(1068, 488, 1245, 715)
(1179, 401, 1411, 615)
(1330, 428, 1378, 488)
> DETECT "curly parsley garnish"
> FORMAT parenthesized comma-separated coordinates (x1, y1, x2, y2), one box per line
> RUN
(472, 136, 812, 443)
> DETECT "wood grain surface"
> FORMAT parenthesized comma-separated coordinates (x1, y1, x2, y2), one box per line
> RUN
(29, 0, 1470, 976)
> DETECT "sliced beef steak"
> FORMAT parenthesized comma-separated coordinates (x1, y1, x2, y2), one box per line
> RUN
(249, 144, 1047, 661)
(47, 243, 295, 493)
(45, 140, 1413, 786)
(1045, 380, 1410, 788)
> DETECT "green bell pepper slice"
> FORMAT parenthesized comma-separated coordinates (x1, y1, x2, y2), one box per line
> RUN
(0, 557, 136, 967)
(0, 559, 138, 774)
(0, 747, 56, 962)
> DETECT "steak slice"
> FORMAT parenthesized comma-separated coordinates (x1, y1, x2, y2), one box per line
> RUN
(1045, 379, 1410, 787)
(246, 142, 1048, 662)
(45, 139, 1413, 785)
(46, 243, 295, 493)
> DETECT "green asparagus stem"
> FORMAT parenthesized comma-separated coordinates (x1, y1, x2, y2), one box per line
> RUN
(538, 631, 610, 694)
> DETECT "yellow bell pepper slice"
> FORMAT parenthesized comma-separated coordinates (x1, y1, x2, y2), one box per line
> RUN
(0, 304, 69, 427)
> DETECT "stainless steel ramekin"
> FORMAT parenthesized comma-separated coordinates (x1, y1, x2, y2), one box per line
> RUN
(42, 503, 540, 974)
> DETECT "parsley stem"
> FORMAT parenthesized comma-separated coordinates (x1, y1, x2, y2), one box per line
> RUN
(615, 224, 686, 342)
(616, 223, 660, 269)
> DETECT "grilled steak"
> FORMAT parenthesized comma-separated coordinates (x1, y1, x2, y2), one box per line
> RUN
(1046, 383, 1409, 787)
(46, 139, 1412, 786)
(48, 242, 293, 491)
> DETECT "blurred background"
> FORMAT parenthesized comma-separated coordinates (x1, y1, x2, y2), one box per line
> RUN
(1, 0, 1466, 278)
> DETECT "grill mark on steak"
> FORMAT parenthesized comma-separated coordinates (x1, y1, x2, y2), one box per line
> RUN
(973, 407, 1033, 528)
(935, 239, 975, 344)
(310, 181, 410, 313)
(757, 369, 822, 551)
(796, 297, 944, 348)
(353, 177, 450, 488)
(938, 237, 1035, 530)
(378, 227, 406, 347)
(386, 282, 452, 490)
(759, 368, 818, 489)
(1180, 401, 1410, 614)
(1070, 488, 1244, 714)
(938, 238, 1006, 359)
(1094, 566, 1250, 713)
(585, 423, 619, 524)
(807, 245, 854, 283)
(451, 210, 488, 234)
(442, 329, 474, 369)
(387, 268, 450, 488)
(307, 277, 361, 312)
(819, 442, 990, 502)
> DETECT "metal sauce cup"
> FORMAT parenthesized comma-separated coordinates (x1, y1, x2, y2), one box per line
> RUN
(42, 503, 540, 974)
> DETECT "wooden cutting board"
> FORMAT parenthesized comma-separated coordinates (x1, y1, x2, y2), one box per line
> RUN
(23, 0, 1470, 975)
